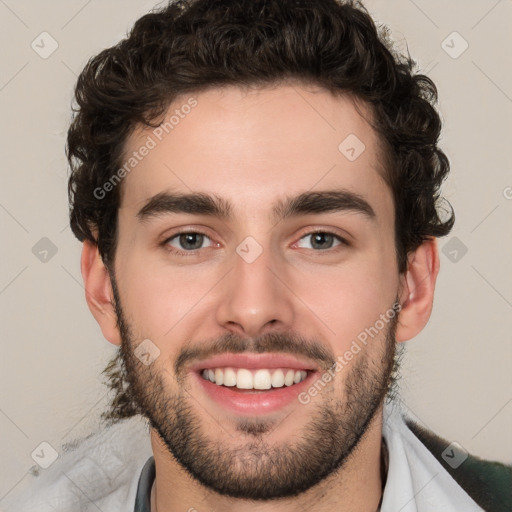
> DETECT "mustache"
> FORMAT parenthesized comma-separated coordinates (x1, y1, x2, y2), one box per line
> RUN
(174, 331, 336, 378)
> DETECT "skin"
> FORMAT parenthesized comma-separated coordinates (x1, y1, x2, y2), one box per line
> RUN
(81, 83, 439, 511)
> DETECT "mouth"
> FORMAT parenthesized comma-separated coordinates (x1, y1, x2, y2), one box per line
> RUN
(189, 353, 321, 415)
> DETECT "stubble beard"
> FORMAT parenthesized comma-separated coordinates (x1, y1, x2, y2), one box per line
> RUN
(110, 277, 399, 500)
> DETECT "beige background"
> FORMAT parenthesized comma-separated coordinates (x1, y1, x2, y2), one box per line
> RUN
(1, 0, 511, 500)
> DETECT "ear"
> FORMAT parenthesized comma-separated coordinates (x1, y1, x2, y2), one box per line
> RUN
(81, 240, 121, 346)
(396, 237, 440, 343)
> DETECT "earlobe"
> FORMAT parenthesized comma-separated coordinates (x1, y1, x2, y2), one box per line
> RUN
(81, 240, 121, 346)
(396, 238, 440, 343)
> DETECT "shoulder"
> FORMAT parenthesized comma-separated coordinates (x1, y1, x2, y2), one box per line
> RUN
(1, 416, 152, 512)
(406, 419, 512, 512)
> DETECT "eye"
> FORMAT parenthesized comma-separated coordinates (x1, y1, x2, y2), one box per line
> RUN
(296, 231, 348, 251)
(164, 231, 214, 253)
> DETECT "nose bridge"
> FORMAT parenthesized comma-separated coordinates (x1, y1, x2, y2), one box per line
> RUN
(215, 237, 294, 336)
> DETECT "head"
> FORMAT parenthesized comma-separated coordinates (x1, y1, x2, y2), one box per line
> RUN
(69, 0, 453, 501)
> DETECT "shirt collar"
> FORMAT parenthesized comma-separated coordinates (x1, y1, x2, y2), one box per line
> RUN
(380, 399, 484, 512)
(134, 455, 155, 512)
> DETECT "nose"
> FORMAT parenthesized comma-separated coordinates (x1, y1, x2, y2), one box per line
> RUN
(214, 243, 295, 338)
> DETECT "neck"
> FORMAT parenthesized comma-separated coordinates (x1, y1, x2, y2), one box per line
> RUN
(150, 404, 386, 512)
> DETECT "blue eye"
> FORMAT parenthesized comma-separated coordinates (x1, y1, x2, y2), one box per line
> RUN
(165, 232, 213, 252)
(296, 231, 347, 250)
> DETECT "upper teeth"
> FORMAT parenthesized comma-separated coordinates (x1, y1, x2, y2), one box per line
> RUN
(201, 368, 308, 390)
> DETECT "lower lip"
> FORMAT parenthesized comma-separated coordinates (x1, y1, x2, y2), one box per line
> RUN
(192, 370, 317, 416)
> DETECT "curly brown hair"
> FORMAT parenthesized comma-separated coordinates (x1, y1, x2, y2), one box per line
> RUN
(66, 0, 456, 425)
(67, 0, 454, 273)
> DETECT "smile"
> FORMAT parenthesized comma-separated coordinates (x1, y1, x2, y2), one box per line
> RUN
(200, 367, 309, 390)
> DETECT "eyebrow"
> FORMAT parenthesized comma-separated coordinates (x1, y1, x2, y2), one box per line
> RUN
(136, 189, 376, 223)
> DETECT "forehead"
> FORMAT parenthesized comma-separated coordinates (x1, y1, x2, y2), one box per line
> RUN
(118, 84, 392, 221)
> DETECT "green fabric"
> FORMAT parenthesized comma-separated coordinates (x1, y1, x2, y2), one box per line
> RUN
(406, 420, 512, 512)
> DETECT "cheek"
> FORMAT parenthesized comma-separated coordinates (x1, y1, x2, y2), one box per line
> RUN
(117, 252, 219, 341)
(292, 249, 398, 354)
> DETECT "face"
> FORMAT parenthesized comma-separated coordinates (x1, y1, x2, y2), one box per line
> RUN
(108, 84, 403, 499)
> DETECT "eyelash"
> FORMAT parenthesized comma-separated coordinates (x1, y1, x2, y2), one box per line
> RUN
(161, 229, 350, 257)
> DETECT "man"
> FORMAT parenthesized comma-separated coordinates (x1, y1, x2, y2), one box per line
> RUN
(5, 0, 511, 511)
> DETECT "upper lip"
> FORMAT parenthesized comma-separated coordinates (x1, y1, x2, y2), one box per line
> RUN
(189, 353, 320, 372)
